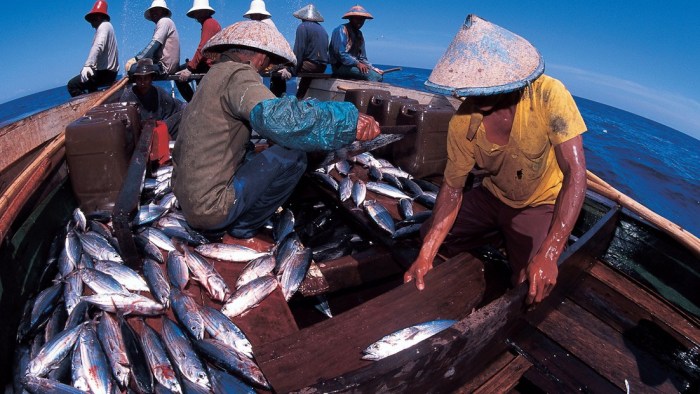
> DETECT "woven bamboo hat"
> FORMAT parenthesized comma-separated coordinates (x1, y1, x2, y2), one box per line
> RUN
(342, 5, 373, 20)
(144, 0, 172, 21)
(203, 20, 297, 66)
(293, 4, 324, 22)
(425, 15, 544, 97)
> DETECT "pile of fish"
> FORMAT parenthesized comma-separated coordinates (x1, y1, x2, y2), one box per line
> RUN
(312, 152, 438, 239)
(12, 163, 327, 394)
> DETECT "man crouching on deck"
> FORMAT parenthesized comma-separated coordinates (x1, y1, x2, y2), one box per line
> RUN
(404, 15, 587, 305)
(172, 20, 379, 240)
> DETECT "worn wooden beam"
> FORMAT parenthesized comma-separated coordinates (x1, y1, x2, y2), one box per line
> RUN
(472, 355, 532, 394)
(256, 252, 485, 393)
(454, 351, 518, 393)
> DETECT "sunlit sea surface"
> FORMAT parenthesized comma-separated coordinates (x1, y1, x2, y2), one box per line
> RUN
(1, 66, 698, 237)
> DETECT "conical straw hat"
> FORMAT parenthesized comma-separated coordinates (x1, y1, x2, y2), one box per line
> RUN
(342, 5, 373, 20)
(187, 0, 215, 18)
(293, 4, 324, 22)
(425, 15, 544, 97)
(203, 20, 296, 66)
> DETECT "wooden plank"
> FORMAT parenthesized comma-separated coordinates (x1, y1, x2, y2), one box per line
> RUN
(512, 324, 621, 393)
(298, 246, 402, 296)
(472, 355, 532, 394)
(537, 299, 690, 392)
(256, 253, 485, 393)
(453, 351, 517, 394)
(588, 262, 700, 346)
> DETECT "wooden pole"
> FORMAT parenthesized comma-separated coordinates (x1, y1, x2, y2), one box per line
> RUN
(586, 170, 700, 257)
(0, 77, 128, 241)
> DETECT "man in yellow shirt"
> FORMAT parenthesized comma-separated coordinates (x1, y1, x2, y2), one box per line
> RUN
(404, 15, 587, 305)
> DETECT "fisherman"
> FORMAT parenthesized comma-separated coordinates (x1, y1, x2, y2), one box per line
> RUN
(174, 0, 222, 102)
(404, 15, 587, 305)
(242, 0, 288, 97)
(290, 4, 330, 99)
(125, 0, 180, 78)
(172, 20, 380, 239)
(67, 0, 119, 97)
(328, 5, 382, 82)
(119, 59, 185, 139)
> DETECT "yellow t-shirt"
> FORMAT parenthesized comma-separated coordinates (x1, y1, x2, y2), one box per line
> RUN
(444, 75, 586, 208)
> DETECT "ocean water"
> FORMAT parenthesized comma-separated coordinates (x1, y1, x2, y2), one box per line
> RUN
(1, 66, 698, 237)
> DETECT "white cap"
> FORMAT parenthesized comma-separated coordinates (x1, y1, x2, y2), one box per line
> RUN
(187, 0, 215, 18)
(144, 0, 171, 21)
(243, 0, 271, 18)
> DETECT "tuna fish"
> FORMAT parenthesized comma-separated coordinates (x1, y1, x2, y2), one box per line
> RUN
(363, 200, 396, 235)
(143, 258, 171, 307)
(170, 288, 206, 340)
(199, 305, 254, 359)
(221, 276, 278, 318)
(366, 182, 410, 200)
(183, 248, 232, 302)
(77, 323, 114, 394)
(338, 176, 353, 202)
(139, 321, 183, 393)
(25, 323, 83, 378)
(235, 255, 276, 290)
(194, 243, 269, 263)
(194, 338, 270, 389)
(352, 179, 367, 207)
(81, 293, 166, 316)
(97, 313, 130, 389)
(362, 319, 456, 361)
(161, 317, 211, 389)
(75, 231, 123, 262)
(94, 260, 150, 292)
(167, 250, 190, 290)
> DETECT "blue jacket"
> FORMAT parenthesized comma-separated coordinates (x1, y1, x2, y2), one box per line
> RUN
(329, 23, 369, 67)
(293, 21, 329, 75)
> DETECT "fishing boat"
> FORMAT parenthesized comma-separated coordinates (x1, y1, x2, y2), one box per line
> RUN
(0, 75, 698, 393)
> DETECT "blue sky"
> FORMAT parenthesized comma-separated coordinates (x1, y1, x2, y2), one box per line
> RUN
(1, 1, 698, 139)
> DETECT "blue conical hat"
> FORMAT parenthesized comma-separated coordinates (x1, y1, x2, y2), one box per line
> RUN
(426, 15, 544, 97)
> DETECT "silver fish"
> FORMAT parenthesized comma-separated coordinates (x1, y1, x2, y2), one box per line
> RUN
(25, 323, 83, 378)
(415, 192, 436, 209)
(272, 208, 295, 242)
(382, 173, 404, 190)
(161, 317, 211, 389)
(221, 275, 278, 318)
(398, 198, 414, 219)
(158, 192, 179, 210)
(94, 260, 150, 292)
(78, 253, 94, 270)
(63, 271, 83, 315)
(140, 322, 183, 394)
(363, 200, 396, 235)
(366, 182, 410, 200)
(154, 165, 174, 178)
(135, 234, 165, 263)
(194, 243, 269, 263)
(392, 223, 423, 239)
(139, 227, 176, 252)
(338, 176, 353, 202)
(159, 226, 209, 246)
(314, 295, 333, 318)
(335, 159, 352, 176)
(183, 248, 231, 302)
(17, 282, 62, 342)
(43, 304, 67, 344)
(78, 323, 114, 394)
(64, 301, 89, 330)
(208, 366, 257, 394)
(24, 376, 85, 394)
(80, 268, 130, 295)
(352, 179, 366, 207)
(368, 165, 383, 181)
(71, 341, 90, 391)
(354, 152, 382, 168)
(143, 178, 158, 190)
(274, 233, 304, 274)
(64, 230, 82, 271)
(199, 305, 254, 359)
(400, 177, 424, 197)
(362, 319, 456, 361)
(76, 231, 123, 262)
(57, 248, 75, 279)
(413, 178, 440, 193)
(378, 166, 412, 179)
(311, 172, 338, 191)
(194, 338, 270, 389)
(235, 255, 276, 290)
(97, 313, 130, 389)
(170, 288, 206, 340)
(134, 203, 168, 226)
(167, 250, 190, 290)
(143, 259, 171, 307)
(279, 246, 312, 301)
(72, 208, 87, 233)
(82, 293, 166, 316)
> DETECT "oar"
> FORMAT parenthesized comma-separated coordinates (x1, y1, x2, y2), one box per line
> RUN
(586, 170, 700, 257)
(377, 67, 402, 75)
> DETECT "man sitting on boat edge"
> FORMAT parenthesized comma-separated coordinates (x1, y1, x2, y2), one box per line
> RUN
(329, 5, 383, 82)
(171, 20, 380, 240)
(124, 0, 180, 80)
(404, 15, 587, 305)
(67, 0, 119, 97)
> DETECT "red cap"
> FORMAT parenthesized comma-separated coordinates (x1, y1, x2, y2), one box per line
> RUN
(85, 0, 110, 22)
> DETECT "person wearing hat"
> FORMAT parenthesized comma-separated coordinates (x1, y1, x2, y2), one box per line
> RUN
(67, 0, 119, 97)
(125, 0, 180, 78)
(119, 58, 185, 138)
(404, 15, 587, 306)
(174, 0, 222, 102)
(329, 5, 382, 82)
(172, 20, 380, 239)
(290, 4, 329, 99)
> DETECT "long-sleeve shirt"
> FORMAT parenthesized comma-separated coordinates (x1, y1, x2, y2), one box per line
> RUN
(85, 21, 119, 72)
(329, 23, 369, 67)
(186, 17, 221, 71)
(292, 21, 329, 75)
(152, 17, 180, 74)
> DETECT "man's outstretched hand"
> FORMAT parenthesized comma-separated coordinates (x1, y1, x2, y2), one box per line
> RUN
(356, 113, 380, 141)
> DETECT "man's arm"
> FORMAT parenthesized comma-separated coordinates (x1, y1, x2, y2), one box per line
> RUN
(520, 135, 586, 304)
(404, 182, 464, 290)
(85, 24, 108, 68)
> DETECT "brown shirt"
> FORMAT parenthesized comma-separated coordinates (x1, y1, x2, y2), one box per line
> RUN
(172, 59, 275, 229)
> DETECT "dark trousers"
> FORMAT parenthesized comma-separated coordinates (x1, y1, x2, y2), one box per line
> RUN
(296, 61, 327, 99)
(66, 70, 118, 97)
(224, 145, 307, 238)
(174, 63, 208, 102)
(449, 186, 554, 282)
